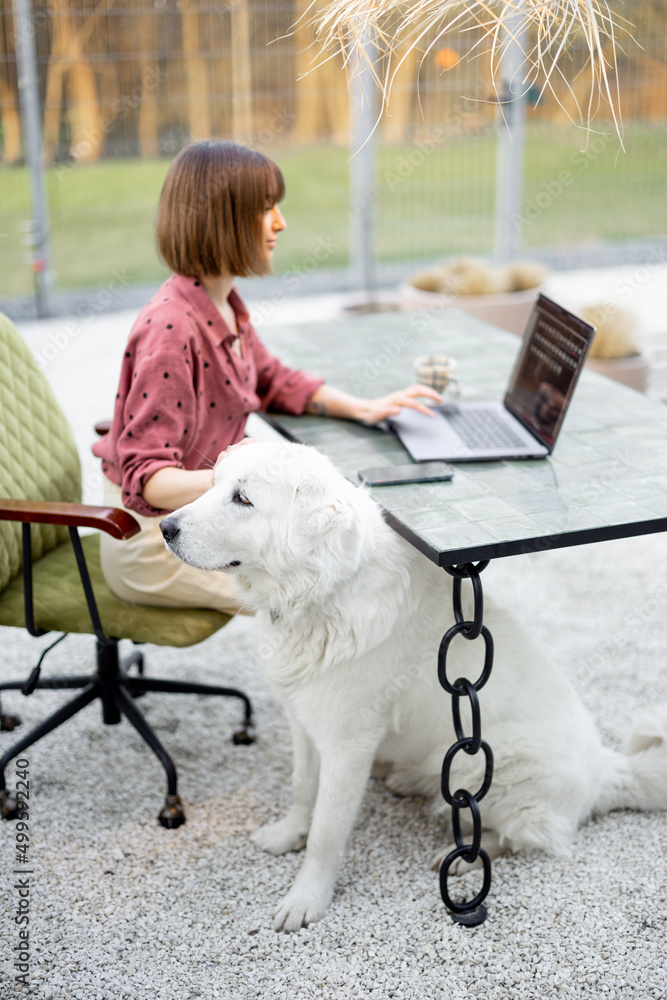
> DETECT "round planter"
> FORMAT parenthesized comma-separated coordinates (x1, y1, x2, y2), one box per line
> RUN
(399, 281, 541, 337)
(339, 290, 403, 316)
(585, 352, 650, 393)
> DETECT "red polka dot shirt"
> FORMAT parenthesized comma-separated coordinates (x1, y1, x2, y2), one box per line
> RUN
(93, 274, 324, 516)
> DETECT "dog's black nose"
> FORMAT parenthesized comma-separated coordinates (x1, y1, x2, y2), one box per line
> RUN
(160, 516, 180, 543)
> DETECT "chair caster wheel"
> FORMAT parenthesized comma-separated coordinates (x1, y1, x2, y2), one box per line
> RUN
(124, 651, 144, 674)
(125, 653, 146, 697)
(158, 794, 186, 829)
(0, 789, 19, 821)
(232, 725, 256, 745)
(0, 712, 21, 732)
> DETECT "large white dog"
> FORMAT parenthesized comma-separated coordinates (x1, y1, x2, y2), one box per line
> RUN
(160, 441, 667, 931)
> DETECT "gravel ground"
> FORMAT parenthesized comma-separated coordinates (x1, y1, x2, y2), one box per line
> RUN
(2, 533, 667, 1000)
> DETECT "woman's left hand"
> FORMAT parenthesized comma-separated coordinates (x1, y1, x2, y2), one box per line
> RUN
(355, 384, 444, 425)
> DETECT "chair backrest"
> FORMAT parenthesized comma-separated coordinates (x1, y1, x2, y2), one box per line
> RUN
(0, 312, 82, 590)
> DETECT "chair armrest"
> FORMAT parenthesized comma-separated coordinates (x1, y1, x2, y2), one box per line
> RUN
(0, 499, 140, 540)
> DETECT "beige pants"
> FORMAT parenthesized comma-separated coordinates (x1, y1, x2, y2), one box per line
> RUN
(100, 478, 247, 615)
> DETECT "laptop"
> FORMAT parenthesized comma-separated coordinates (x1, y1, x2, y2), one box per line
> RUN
(387, 294, 596, 462)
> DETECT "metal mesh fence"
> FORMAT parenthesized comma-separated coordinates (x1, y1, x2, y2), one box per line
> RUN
(1, 0, 666, 307)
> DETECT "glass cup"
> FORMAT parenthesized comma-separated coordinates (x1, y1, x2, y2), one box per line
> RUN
(413, 353, 460, 397)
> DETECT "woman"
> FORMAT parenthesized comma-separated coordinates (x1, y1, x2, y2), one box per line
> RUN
(94, 140, 440, 614)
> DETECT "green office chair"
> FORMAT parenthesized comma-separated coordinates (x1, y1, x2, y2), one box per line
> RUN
(0, 312, 254, 829)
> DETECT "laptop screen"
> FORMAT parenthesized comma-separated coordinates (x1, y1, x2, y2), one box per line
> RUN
(504, 294, 596, 450)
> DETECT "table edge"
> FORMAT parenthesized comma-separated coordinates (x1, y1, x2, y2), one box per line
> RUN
(383, 513, 667, 567)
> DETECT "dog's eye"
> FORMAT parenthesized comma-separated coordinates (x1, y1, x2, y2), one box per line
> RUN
(233, 492, 253, 507)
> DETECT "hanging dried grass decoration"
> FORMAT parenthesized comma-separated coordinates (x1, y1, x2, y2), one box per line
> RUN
(309, 0, 631, 142)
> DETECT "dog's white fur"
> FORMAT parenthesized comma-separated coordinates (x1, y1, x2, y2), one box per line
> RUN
(161, 442, 667, 931)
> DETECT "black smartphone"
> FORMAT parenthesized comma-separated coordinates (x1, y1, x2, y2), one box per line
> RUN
(358, 461, 455, 486)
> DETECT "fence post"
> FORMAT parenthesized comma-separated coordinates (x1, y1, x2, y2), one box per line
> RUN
(13, 0, 51, 317)
(494, 6, 528, 262)
(349, 28, 378, 304)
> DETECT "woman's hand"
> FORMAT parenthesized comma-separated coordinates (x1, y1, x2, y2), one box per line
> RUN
(354, 384, 444, 425)
(214, 437, 261, 468)
(306, 383, 443, 425)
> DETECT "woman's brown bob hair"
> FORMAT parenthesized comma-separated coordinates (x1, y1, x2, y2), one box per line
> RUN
(157, 141, 285, 279)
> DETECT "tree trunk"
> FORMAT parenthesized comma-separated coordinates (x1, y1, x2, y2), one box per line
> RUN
(136, 1, 160, 158)
(0, 18, 21, 163)
(181, 3, 211, 142)
(230, 0, 253, 143)
(381, 41, 417, 143)
(42, 0, 103, 162)
(293, 0, 348, 143)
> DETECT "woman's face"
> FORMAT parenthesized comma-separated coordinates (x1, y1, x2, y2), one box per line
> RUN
(262, 204, 286, 265)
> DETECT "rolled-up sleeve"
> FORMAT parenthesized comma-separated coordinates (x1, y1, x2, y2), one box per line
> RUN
(115, 336, 199, 516)
(252, 333, 323, 415)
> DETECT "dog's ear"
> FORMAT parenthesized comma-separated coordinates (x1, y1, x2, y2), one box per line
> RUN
(293, 477, 354, 542)
(307, 497, 352, 540)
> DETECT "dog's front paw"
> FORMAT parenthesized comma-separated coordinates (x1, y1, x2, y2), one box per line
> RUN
(273, 880, 333, 932)
(251, 819, 307, 856)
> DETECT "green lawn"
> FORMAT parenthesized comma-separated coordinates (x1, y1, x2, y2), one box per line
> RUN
(1, 124, 665, 301)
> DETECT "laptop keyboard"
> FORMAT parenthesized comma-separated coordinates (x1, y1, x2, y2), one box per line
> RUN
(443, 406, 527, 450)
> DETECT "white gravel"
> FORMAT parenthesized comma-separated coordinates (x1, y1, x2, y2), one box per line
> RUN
(1, 533, 667, 999)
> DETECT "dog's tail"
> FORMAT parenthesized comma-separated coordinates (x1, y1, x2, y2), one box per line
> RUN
(594, 705, 667, 815)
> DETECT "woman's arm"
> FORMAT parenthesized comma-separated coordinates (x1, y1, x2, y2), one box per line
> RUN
(142, 466, 214, 512)
(305, 383, 443, 424)
(141, 440, 257, 512)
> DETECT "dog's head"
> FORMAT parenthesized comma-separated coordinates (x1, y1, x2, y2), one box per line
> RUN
(160, 442, 379, 607)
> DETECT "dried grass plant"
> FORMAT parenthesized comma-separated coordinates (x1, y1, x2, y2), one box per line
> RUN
(307, 0, 632, 142)
(580, 302, 640, 358)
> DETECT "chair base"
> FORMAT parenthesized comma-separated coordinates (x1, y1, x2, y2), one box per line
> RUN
(0, 637, 254, 827)
(158, 794, 186, 830)
(0, 785, 189, 830)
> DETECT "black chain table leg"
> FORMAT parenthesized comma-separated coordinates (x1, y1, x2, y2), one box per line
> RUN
(438, 561, 494, 926)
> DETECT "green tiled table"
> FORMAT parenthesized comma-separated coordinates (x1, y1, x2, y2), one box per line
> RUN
(260, 307, 667, 924)
(262, 309, 667, 565)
